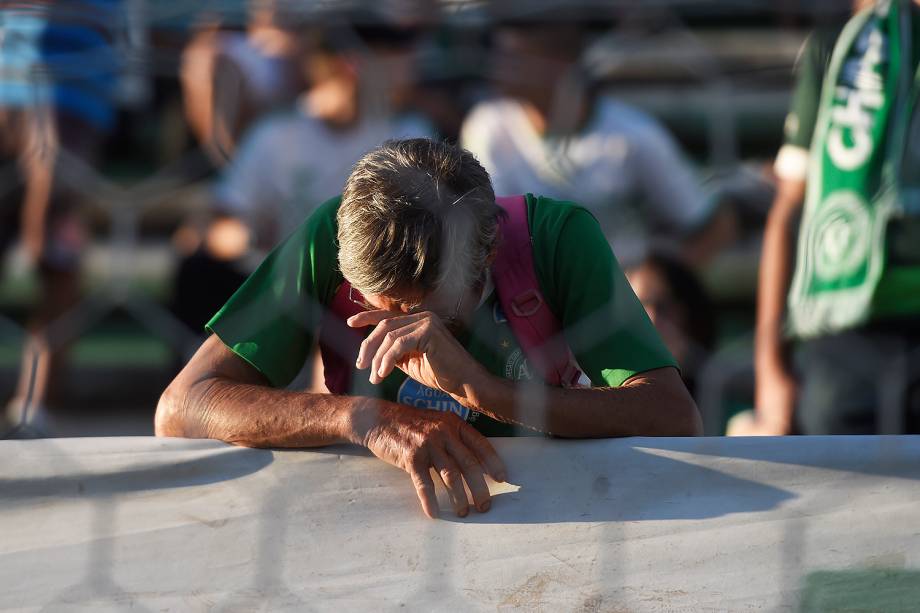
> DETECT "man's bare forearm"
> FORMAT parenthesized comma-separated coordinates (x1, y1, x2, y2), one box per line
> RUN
(748, 177, 805, 432)
(158, 378, 358, 447)
(755, 179, 804, 373)
(463, 366, 701, 437)
(155, 335, 394, 448)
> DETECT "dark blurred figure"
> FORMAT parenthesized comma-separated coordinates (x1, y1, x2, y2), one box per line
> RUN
(171, 19, 433, 335)
(1, 1, 118, 425)
(461, 20, 736, 266)
(740, 0, 920, 435)
(626, 253, 716, 397)
(180, 1, 309, 167)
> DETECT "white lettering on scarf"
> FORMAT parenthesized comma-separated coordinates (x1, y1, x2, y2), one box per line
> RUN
(827, 27, 887, 170)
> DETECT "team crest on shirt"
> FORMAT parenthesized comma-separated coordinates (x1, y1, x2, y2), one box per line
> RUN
(494, 303, 533, 381)
(504, 348, 533, 381)
(398, 378, 471, 421)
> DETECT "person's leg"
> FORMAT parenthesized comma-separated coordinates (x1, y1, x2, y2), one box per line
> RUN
(1, 107, 59, 432)
(1, 112, 29, 435)
(18, 111, 98, 409)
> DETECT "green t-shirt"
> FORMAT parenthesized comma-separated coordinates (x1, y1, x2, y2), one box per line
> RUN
(207, 194, 677, 436)
(784, 12, 920, 323)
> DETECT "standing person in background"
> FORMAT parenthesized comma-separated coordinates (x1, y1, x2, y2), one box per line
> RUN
(212, 24, 432, 252)
(460, 20, 734, 266)
(0, 0, 119, 431)
(171, 20, 433, 335)
(737, 0, 920, 436)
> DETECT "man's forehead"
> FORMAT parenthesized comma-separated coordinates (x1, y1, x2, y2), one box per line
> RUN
(364, 289, 423, 311)
(369, 286, 459, 313)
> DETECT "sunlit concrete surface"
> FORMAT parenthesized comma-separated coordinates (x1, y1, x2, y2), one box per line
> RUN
(2, 436, 919, 611)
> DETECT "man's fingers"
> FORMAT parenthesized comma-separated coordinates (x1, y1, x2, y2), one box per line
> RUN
(347, 309, 395, 328)
(348, 309, 427, 329)
(374, 329, 425, 383)
(445, 437, 492, 513)
(354, 312, 427, 370)
(409, 457, 440, 519)
(430, 447, 469, 517)
(459, 425, 507, 482)
(371, 323, 416, 382)
(357, 316, 401, 370)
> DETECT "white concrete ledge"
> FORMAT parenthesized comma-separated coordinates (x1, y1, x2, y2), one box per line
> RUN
(2, 436, 919, 610)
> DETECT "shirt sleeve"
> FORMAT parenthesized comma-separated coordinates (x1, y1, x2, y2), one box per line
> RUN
(775, 28, 836, 180)
(783, 32, 828, 150)
(205, 196, 342, 388)
(530, 197, 678, 387)
(626, 118, 712, 235)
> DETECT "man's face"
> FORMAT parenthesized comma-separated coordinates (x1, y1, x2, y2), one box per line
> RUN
(355, 280, 483, 335)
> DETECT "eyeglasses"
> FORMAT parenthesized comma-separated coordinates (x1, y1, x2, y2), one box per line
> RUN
(348, 285, 377, 312)
(349, 284, 466, 331)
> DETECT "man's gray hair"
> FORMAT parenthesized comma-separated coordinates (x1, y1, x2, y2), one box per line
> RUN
(337, 139, 501, 301)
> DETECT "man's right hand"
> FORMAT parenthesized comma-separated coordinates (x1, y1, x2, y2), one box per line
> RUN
(352, 403, 507, 519)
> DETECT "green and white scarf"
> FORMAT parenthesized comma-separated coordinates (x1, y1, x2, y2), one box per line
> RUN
(788, 0, 917, 338)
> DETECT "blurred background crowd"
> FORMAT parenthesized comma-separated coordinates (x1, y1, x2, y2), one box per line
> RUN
(2, 0, 917, 438)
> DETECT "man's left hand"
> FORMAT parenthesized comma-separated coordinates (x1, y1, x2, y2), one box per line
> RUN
(348, 310, 489, 408)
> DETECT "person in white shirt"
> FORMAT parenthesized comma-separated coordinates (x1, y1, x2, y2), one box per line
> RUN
(213, 26, 433, 251)
(172, 24, 433, 332)
(215, 91, 431, 251)
(461, 21, 731, 265)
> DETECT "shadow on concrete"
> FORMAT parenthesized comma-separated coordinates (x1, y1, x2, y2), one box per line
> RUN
(0, 444, 273, 504)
